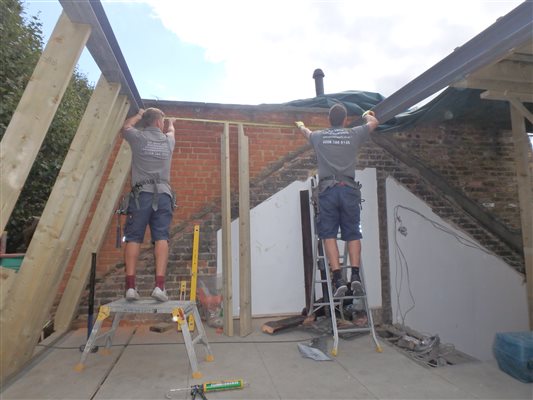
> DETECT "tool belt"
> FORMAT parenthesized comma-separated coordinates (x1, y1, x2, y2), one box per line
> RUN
(116, 178, 177, 214)
(319, 175, 362, 191)
(312, 175, 363, 215)
(115, 178, 177, 248)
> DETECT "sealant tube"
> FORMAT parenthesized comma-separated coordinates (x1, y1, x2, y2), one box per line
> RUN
(201, 379, 245, 392)
(166, 379, 247, 399)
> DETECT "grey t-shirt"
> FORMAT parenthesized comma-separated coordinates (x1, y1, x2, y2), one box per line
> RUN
(123, 126, 175, 196)
(309, 124, 371, 181)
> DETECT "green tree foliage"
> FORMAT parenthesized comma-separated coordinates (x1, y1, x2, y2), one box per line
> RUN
(0, 0, 42, 132)
(1, 0, 94, 251)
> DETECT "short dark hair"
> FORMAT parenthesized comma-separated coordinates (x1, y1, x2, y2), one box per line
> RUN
(329, 104, 347, 127)
(141, 107, 165, 127)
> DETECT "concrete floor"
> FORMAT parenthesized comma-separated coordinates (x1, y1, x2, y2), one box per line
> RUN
(2, 317, 531, 400)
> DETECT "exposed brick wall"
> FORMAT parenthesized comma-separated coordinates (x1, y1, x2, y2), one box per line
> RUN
(72, 103, 329, 323)
(390, 122, 524, 231)
(71, 100, 528, 326)
(380, 122, 526, 271)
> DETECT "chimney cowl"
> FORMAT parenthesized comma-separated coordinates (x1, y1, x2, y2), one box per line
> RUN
(312, 68, 325, 96)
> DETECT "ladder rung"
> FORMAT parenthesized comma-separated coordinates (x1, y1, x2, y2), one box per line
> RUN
(192, 335, 203, 346)
(337, 326, 372, 333)
(336, 295, 366, 300)
(311, 228, 381, 354)
(312, 301, 342, 306)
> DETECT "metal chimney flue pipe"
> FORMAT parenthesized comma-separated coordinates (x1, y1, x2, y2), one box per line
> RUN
(313, 68, 325, 96)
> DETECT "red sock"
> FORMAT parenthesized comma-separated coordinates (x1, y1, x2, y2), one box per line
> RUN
(155, 275, 165, 290)
(126, 275, 135, 290)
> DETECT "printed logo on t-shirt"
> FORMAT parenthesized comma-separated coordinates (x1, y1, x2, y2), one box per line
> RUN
(142, 140, 170, 159)
(321, 129, 351, 145)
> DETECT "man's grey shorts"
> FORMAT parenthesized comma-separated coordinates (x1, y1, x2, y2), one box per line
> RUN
(124, 192, 173, 243)
(316, 184, 362, 241)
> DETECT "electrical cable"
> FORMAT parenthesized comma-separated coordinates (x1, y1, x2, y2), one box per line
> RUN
(394, 205, 493, 255)
(392, 204, 494, 327)
(393, 207, 416, 326)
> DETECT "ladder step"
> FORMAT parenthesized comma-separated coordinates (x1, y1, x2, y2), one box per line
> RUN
(310, 228, 382, 355)
(313, 301, 342, 306)
(76, 299, 213, 379)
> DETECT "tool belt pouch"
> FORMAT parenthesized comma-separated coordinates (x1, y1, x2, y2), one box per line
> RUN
(354, 186, 362, 205)
(311, 186, 319, 213)
(353, 183, 364, 209)
(116, 194, 130, 215)
(171, 190, 178, 211)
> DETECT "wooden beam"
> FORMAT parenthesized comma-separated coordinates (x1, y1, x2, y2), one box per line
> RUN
(480, 90, 533, 107)
(238, 124, 252, 336)
(221, 123, 233, 336)
(59, 0, 142, 111)
(453, 79, 533, 100)
(507, 98, 533, 125)
(509, 105, 533, 329)
(0, 12, 90, 233)
(370, 2, 532, 124)
(0, 268, 17, 308)
(0, 75, 121, 382)
(261, 315, 306, 334)
(55, 79, 121, 243)
(507, 53, 533, 63)
(481, 95, 533, 126)
(470, 60, 533, 83)
(54, 97, 130, 332)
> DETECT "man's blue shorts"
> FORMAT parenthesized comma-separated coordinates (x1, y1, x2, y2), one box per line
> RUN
(124, 192, 173, 243)
(316, 184, 362, 241)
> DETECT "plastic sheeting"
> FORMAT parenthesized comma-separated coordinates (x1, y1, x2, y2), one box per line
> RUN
(282, 87, 526, 133)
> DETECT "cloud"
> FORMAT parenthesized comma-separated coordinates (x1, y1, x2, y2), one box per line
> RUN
(140, 0, 523, 105)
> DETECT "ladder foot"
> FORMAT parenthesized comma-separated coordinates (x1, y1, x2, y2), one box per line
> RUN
(192, 371, 203, 379)
(205, 354, 215, 362)
(74, 363, 85, 372)
(330, 348, 338, 357)
(100, 348, 112, 356)
(375, 345, 383, 353)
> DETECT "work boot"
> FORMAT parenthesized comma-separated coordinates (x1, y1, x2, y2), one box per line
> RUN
(350, 279, 365, 297)
(350, 268, 365, 297)
(151, 287, 169, 302)
(332, 276, 347, 298)
(125, 287, 140, 301)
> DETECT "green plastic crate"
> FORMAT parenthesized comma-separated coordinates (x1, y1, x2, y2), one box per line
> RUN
(0, 254, 24, 272)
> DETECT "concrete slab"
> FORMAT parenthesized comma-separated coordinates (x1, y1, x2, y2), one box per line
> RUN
(2, 330, 125, 400)
(131, 324, 184, 344)
(190, 342, 280, 399)
(433, 360, 533, 399)
(2, 320, 532, 400)
(257, 341, 375, 399)
(94, 343, 190, 400)
(336, 339, 470, 399)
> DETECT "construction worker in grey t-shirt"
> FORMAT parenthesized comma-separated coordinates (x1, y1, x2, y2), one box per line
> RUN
(296, 103, 379, 297)
(121, 107, 176, 302)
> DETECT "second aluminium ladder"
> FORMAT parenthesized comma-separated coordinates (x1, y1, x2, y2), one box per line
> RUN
(308, 235, 383, 355)
(307, 187, 382, 356)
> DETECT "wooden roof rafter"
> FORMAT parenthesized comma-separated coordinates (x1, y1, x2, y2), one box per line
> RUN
(59, 0, 143, 113)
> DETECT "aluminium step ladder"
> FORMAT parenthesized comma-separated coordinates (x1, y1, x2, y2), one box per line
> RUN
(307, 183, 382, 356)
(75, 298, 213, 378)
(308, 236, 382, 356)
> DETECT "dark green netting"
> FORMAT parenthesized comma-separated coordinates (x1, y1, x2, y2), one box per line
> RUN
(282, 87, 530, 132)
